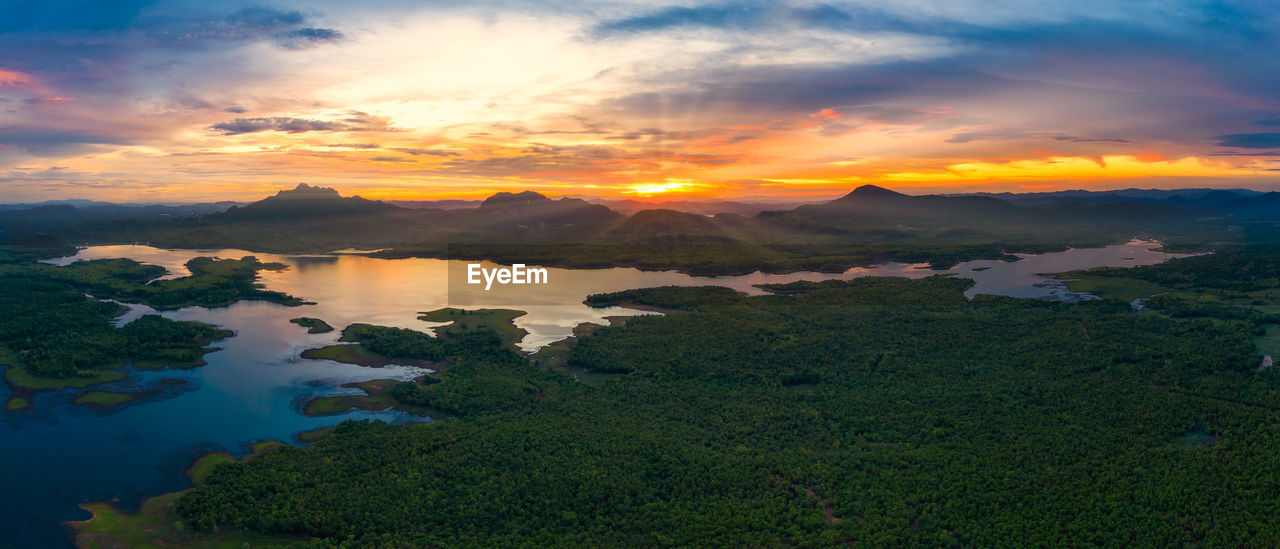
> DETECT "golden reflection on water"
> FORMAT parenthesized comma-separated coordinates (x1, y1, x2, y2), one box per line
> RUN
(48, 240, 1190, 350)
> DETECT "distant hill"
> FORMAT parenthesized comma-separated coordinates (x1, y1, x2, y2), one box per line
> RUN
(763, 184, 1026, 229)
(590, 198, 825, 217)
(957, 187, 1266, 207)
(0, 200, 241, 212)
(220, 184, 399, 218)
(9, 183, 1278, 270)
(388, 199, 482, 210)
(606, 209, 729, 241)
(457, 191, 622, 229)
(1222, 192, 1280, 219)
(0, 200, 241, 240)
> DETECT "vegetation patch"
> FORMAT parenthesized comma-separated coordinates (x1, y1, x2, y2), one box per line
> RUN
(296, 426, 335, 443)
(1060, 274, 1170, 302)
(1177, 426, 1218, 447)
(290, 316, 334, 333)
(185, 453, 235, 485)
(72, 460, 298, 548)
(249, 440, 286, 456)
(4, 396, 29, 412)
(419, 307, 528, 350)
(4, 364, 126, 391)
(529, 321, 619, 385)
(0, 252, 258, 400)
(72, 390, 140, 409)
(299, 343, 432, 368)
(1255, 325, 1280, 359)
(303, 378, 437, 416)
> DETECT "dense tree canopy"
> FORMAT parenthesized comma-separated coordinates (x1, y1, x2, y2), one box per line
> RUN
(175, 266, 1280, 547)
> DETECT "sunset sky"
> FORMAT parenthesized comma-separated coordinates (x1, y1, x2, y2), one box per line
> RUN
(2, 0, 1280, 203)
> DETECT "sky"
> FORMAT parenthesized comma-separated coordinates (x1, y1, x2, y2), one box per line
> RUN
(1, 0, 1280, 203)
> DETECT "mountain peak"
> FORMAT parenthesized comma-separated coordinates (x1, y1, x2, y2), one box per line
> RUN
(480, 191, 552, 208)
(275, 183, 342, 199)
(227, 183, 395, 218)
(845, 184, 905, 198)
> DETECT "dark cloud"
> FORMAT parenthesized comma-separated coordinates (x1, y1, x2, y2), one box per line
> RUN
(223, 106, 248, 114)
(1257, 115, 1280, 127)
(1215, 133, 1280, 148)
(370, 156, 410, 162)
(592, 4, 766, 35)
(1051, 136, 1131, 144)
(590, 1, 1280, 156)
(0, 127, 130, 156)
(224, 7, 305, 31)
(947, 131, 1129, 144)
(327, 143, 381, 149)
(209, 113, 397, 135)
(210, 117, 348, 134)
(0, 4, 344, 57)
(168, 8, 343, 50)
(591, 2, 922, 37)
(1208, 150, 1280, 157)
(277, 27, 345, 50)
(600, 61, 996, 122)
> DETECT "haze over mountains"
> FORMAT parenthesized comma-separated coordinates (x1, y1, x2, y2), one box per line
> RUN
(956, 188, 1270, 207)
(2, 183, 1276, 273)
(4, 184, 1274, 216)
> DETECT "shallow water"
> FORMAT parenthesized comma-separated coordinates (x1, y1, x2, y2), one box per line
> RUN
(5, 239, 1188, 546)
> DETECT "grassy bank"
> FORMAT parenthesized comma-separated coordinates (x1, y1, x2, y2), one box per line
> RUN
(72, 442, 298, 548)
(72, 390, 139, 409)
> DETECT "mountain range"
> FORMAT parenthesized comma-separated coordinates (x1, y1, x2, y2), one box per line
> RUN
(2, 183, 1277, 273)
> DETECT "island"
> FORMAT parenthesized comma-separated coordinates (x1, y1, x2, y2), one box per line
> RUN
(0, 251, 303, 411)
(290, 316, 334, 333)
(70, 379, 191, 410)
(418, 307, 528, 349)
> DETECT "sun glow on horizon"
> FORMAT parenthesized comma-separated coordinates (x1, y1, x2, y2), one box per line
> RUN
(621, 180, 706, 197)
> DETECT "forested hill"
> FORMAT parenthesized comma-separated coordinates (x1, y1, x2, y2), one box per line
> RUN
(220, 183, 398, 218)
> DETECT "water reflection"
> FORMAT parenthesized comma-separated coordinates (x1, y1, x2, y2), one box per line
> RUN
(45, 239, 1192, 350)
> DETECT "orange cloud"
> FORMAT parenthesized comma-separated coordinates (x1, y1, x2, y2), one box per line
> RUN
(879, 155, 1246, 183)
(0, 68, 36, 88)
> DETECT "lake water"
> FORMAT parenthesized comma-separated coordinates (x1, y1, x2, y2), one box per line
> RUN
(3, 239, 1187, 547)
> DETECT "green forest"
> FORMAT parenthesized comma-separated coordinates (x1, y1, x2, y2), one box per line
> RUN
(159, 250, 1280, 547)
(0, 248, 296, 383)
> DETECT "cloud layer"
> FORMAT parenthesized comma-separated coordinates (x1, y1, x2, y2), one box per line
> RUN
(1, 0, 1279, 202)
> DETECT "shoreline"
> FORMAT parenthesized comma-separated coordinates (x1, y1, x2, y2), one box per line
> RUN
(63, 237, 1198, 278)
(68, 440, 297, 548)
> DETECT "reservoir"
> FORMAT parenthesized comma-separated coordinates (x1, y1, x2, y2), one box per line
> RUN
(2, 239, 1188, 546)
